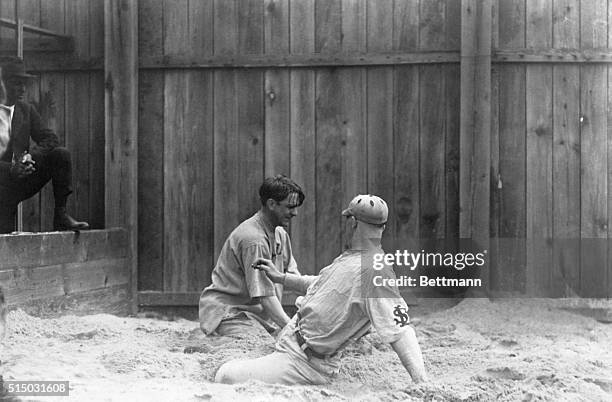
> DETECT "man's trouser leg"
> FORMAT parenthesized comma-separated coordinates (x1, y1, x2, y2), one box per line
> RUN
(0, 150, 59, 233)
(0, 148, 75, 233)
(214, 351, 329, 385)
(30, 147, 73, 209)
(0, 201, 17, 234)
(215, 312, 275, 339)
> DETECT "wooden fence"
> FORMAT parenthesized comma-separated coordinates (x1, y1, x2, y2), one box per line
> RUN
(490, 0, 612, 298)
(136, 0, 463, 302)
(2, 1, 612, 307)
(137, 0, 612, 303)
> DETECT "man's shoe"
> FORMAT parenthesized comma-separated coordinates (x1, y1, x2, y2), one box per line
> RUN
(54, 208, 90, 231)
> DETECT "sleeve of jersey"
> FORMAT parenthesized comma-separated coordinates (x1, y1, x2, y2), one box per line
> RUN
(285, 241, 300, 275)
(242, 243, 277, 298)
(364, 296, 410, 344)
(363, 264, 410, 344)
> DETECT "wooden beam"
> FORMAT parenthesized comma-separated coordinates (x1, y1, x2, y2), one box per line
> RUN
(105, 0, 138, 314)
(1, 48, 605, 76)
(494, 48, 612, 63)
(139, 51, 460, 69)
(137, 49, 612, 71)
(16, 55, 103, 72)
(138, 291, 200, 307)
(0, 229, 128, 270)
(0, 17, 74, 39)
(460, 0, 492, 292)
(0, 38, 74, 53)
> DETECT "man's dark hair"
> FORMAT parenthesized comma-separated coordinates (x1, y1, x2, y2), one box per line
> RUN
(259, 175, 305, 206)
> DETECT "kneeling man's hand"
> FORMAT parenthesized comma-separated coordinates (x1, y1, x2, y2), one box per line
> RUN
(252, 258, 285, 284)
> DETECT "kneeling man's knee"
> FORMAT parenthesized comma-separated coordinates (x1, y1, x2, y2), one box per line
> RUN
(48, 147, 71, 163)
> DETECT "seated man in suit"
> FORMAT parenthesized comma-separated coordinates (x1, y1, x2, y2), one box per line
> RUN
(0, 57, 88, 233)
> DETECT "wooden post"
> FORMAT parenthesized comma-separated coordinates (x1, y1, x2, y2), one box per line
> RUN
(460, 0, 492, 292)
(104, 0, 138, 313)
(15, 1, 23, 232)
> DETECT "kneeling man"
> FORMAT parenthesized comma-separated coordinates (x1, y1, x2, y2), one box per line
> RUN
(215, 194, 427, 385)
(199, 175, 305, 338)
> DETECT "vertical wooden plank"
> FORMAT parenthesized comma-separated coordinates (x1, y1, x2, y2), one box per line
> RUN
(420, 0, 445, 242)
(187, 0, 214, 290)
(289, 0, 316, 274)
(162, 0, 189, 292)
(89, 0, 105, 229)
(19, 0, 42, 232)
(445, 0, 460, 249)
(105, 0, 139, 311)
(609, 0, 612, 298)
(39, 0, 66, 232)
(580, 0, 608, 298)
(264, 0, 290, 177)
(460, 0, 492, 293)
(394, 0, 420, 256)
(367, 0, 394, 250)
(236, 0, 264, 224)
(314, 0, 343, 268)
(314, 0, 341, 54)
(137, 0, 164, 291)
(65, 0, 90, 225)
(495, 0, 526, 293)
(161, 0, 215, 292)
(341, 0, 366, 246)
(525, 0, 553, 296)
(552, 0, 580, 296)
(0, 1, 16, 44)
(489, 0, 498, 279)
(213, 0, 238, 258)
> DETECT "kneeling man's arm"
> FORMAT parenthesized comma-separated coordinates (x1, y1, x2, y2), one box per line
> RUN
(391, 327, 428, 383)
(259, 295, 291, 328)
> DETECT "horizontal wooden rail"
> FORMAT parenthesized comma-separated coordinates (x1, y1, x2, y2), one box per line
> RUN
(10, 48, 612, 74)
(140, 49, 612, 69)
(495, 48, 612, 63)
(13, 55, 104, 72)
(138, 291, 200, 306)
(0, 17, 72, 39)
(0, 38, 73, 53)
(139, 51, 461, 69)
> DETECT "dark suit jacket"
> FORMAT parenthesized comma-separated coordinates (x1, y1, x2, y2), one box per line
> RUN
(0, 101, 59, 175)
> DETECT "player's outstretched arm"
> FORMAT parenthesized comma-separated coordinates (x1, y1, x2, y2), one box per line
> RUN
(259, 295, 291, 328)
(390, 326, 428, 383)
(253, 258, 317, 294)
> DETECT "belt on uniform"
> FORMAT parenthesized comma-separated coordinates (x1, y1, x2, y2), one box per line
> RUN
(294, 329, 336, 360)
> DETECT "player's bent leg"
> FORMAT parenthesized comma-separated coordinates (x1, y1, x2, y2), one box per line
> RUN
(215, 313, 275, 339)
(214, 351, 327, 385)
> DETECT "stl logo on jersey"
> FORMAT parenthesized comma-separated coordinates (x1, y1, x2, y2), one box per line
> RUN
(393, 305, 409, 327)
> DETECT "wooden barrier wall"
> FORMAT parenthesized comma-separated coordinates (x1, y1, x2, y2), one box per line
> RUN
(0, 0, 105, 232)
(490, 0, 612, 297)
(137, 0, 462, 298)
(0, 229, 129, 313)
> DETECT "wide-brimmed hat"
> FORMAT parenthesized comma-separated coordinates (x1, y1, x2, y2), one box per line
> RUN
(0, 57, 36, 79)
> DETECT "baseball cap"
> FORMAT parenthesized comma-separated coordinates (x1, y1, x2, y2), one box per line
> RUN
(342, 194, 388, 225)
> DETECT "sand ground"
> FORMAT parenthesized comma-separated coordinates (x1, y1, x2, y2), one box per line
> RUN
(1, 298, 611, 401)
